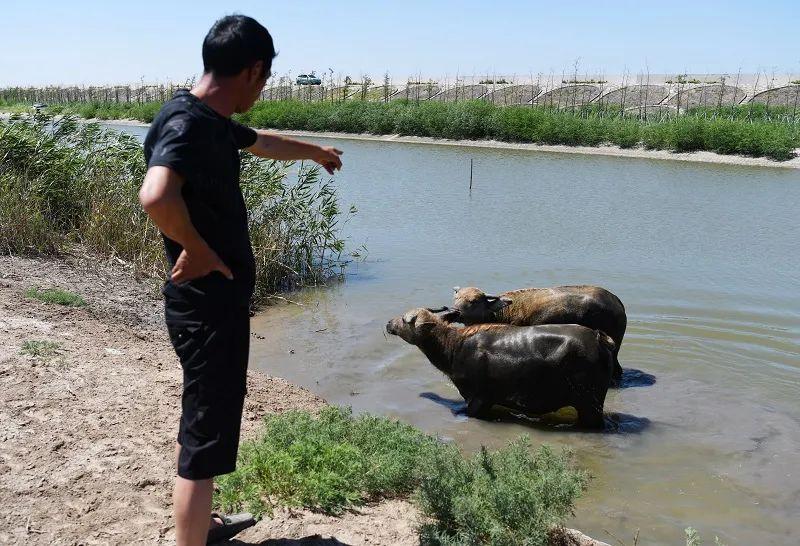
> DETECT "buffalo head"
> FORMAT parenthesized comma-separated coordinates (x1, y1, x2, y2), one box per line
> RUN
(452, 286, 512, 324)
(386, 308, 441, 344)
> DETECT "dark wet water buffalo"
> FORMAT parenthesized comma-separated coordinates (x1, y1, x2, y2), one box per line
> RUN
(386, 308, 616, 429)
(452, 285, 627, 383)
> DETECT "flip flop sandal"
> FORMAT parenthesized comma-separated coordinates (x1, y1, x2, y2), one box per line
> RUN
(206, 512, 256, 544)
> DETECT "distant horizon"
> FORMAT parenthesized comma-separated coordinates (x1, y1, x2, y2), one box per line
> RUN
(1, 0, 798, 87)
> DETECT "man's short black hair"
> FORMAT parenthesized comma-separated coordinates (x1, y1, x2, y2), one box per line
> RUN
(202, 15, 276, 78)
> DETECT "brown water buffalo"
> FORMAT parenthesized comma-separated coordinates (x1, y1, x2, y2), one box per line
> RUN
(386, 308, 616, 428)
(452, 285, 627, 383)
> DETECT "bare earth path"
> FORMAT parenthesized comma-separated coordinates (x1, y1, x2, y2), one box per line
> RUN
(0, 254, 605, 546)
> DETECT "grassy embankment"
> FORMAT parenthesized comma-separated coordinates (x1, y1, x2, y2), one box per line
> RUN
(2, 98, 797, 160)
(0, 114, 353, 302)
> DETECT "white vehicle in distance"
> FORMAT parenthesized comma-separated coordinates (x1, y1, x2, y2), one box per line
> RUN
(296, 74, 322, 85)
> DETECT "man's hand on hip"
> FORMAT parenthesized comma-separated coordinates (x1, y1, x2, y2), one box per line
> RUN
(171, 243, 234, 284)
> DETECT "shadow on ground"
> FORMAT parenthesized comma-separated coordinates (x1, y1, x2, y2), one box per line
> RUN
(419, 392, 651, 434)
(229, 535, 352, 546)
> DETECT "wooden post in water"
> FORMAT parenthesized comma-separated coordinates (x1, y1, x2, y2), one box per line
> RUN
(469, 159, 473, 191)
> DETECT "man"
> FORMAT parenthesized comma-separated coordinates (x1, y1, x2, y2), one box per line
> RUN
(140, 15, 342, 545)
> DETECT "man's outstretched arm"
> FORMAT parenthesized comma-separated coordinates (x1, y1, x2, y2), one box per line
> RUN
(139, 166, 233, 283)
(246, 131, 343, 175)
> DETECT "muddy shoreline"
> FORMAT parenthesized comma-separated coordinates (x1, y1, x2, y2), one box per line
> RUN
(0, 253, 607, 545)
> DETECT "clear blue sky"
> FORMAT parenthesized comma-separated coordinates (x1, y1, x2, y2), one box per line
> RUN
(1, 0, 798, 86)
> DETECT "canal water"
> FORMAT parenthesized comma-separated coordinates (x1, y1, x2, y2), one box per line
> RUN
(113, 122, 800, 545)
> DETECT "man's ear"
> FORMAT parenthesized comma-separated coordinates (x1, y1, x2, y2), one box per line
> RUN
(248, 60, 265, 83)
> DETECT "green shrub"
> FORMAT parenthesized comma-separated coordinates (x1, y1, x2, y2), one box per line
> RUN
(641, 122, 674, 151)
(608, 120, 641, 148)
(0, 115, 353, 301)
(21, 339, 62, 358)
(416, 438, 587, 546)
(671, 118, 708, 152)
(25, 287, 86, 307)
(640, 117, 798, 160)
(0, 173, 61, 254)
(215, 406, 440, 516)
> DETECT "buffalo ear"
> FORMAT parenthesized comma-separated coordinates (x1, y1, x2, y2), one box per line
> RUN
(487, 295, 511, 312)
(438, 308, 462, 323)
(416, 318, 437, 332)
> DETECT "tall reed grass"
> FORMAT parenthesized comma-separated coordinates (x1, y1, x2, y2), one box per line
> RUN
(0, 114, 353, 302)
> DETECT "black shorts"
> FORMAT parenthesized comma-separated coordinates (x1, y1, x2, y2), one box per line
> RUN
(165, 298, 250, 480)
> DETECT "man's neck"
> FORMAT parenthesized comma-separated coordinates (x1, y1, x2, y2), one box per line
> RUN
(190, 73, 237, 118)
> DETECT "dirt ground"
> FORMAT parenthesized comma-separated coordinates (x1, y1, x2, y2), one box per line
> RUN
(0, 253, 606, 546)
(0, 254, 427, 545)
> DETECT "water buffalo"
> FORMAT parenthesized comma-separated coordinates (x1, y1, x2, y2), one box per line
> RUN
(386, 308, 616, 428)
(452, 285, 627, 383)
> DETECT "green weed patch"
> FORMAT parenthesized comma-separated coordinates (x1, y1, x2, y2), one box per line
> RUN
(215, 407, 440, 516)
(21, 339, 62, 358)
(417, 439, 587, 546)
(25, 287, 86, 307)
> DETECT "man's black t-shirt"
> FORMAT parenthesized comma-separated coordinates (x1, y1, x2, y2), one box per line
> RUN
(143, 89, 258, 309)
